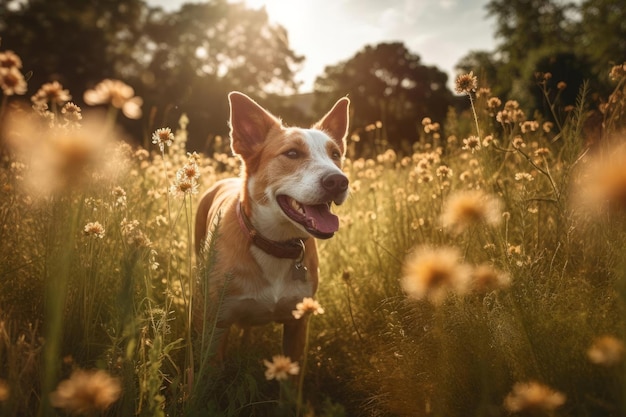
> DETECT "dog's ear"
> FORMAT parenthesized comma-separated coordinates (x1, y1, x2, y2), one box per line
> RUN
(312, 97, 350, 155)
(228, 91, 281, 158)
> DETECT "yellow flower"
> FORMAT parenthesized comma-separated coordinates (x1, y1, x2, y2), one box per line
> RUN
(50, 369, 121, 415)
(401, 246, 471, 305)
(441, 190, 502, 234)
(292, 297, 325, 320)
(588, 335, 625, 367)
(263, 355, 300, 381)
(504, 381, 565, 413)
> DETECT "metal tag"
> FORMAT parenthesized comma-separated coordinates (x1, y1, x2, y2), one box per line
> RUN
(293, 262, 308, 281)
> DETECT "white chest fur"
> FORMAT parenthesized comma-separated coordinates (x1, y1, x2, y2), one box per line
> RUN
(220, 247, 315, 326)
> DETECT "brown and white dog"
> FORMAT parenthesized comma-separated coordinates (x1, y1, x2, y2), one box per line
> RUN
(194, 92, 350, 361)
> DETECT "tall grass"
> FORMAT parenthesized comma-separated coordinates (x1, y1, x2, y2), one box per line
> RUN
(1, 51, 626, 416)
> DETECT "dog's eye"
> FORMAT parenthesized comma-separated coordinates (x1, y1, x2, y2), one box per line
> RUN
(331, 150, 342, 160)
(284, 149, 300, 159)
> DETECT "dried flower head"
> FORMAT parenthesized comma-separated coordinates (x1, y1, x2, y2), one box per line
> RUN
(61, 102, 82, 124)
(609, 63, 626, 81)
(455, 71, 478, 95)
(31, 81, 71, 107)
(471, 264, 510, 292)
(441, 190, 502, 234)
(3, 112, 118, 198)
(83, 79, 142, 119)
(292, 297, 325, 319)
(588, 335, 625, 366)
(83, 221, 105, 239)
(263, 355, 300, 381)
(50, 369, 121, 415)
(401, 246, 471, 305)
(152, 127, 174, 152)
(504, 381, 565, 413)
(574, 143, 626, 215)
(462, 135, 481, 153)
(0, 50, 22, 69)
(0, 66, 27, 96)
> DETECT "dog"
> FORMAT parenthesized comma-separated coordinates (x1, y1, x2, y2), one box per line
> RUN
(194, 91, 350, 361)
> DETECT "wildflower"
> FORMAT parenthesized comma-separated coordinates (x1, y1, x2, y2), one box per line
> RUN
(503, 381, 566, 413)
(441, 190, 502, 234)
(31, 81, 71, 107)
(152, 127, 174, 152)
(83, 222, 105, 239)
(487, 97, 501, 110)
(3, 112, 116, 197)
(112, 186, 127, 208)
(609, 62, 626, 81)
(83, 79, 142, 119)
(401, 246, 471, 305)
(455, 71, 478, 95)
(512, 136, 525, 149)
(471, 264, 510, 292)
(574, 144, 626, 215)
(0, 66, 27, 96)
(292, 297, 325, 319)
(588, 335, 625, 366)
(462, 135, 481, 153)
(49, 369, 121, 415)
(0, 50, 22, 69)
(557, 81, 567, 90)
(534, 147, 550, 158)
(61, 102, 82, 123)
(542, 121, 554, 133)
(520, 120, 539, 133)
(482, 135, 494, 147)
(436, 165, 453, 179)
(515, 172, 534, 182)
(263, 355, 300, 381)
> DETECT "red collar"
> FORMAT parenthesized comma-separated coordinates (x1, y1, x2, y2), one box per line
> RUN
(236, 201, 304, 259)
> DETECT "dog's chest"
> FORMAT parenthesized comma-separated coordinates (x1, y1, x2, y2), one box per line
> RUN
(224, 251, 314, 326)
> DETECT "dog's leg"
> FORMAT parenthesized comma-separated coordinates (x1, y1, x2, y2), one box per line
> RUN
(282, 318, 308, 361)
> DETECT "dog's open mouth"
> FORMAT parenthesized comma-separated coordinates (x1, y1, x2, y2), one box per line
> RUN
(276, 195, 339, 239)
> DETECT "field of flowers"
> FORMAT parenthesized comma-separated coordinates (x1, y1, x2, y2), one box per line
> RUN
(2, 48, 626, 416)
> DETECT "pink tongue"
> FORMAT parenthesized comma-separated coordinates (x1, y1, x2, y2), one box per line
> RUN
(302, 204, 339, 234)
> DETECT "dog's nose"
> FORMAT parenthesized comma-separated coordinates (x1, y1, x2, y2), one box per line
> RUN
(322, 173, 349, 195)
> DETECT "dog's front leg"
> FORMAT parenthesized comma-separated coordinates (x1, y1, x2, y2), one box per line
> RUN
(282, 318, 308, 362)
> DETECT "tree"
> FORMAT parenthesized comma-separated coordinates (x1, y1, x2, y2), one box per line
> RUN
(0, 0, 303, 151)
(314, 42, 454, 155)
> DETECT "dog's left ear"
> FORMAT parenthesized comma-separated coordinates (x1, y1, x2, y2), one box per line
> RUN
(312, 97, 350, 155)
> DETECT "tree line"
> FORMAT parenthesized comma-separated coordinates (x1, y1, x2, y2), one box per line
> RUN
(1, 0, 624, 156)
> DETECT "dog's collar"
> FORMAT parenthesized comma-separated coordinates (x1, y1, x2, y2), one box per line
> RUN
(236, 200, 305, 259)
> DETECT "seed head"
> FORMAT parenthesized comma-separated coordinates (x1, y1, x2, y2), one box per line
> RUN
(263, 355, 300, 381)
(455, 71, 478, 95)
(49, 369, 121, 415)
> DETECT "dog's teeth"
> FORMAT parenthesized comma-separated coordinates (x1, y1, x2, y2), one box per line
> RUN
(290, 199, 303, 213)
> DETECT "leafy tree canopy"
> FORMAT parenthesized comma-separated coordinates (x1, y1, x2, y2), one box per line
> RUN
(0, 0, 303, 151)
(314, 42, 455, 155)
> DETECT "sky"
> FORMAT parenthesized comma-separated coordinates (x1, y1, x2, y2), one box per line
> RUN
(147, 0, 498, 92)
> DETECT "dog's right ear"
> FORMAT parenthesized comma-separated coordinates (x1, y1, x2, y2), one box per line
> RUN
(228, 92, 281, 159)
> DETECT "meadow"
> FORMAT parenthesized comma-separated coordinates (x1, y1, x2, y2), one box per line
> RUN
(2, 49, 626, 416)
